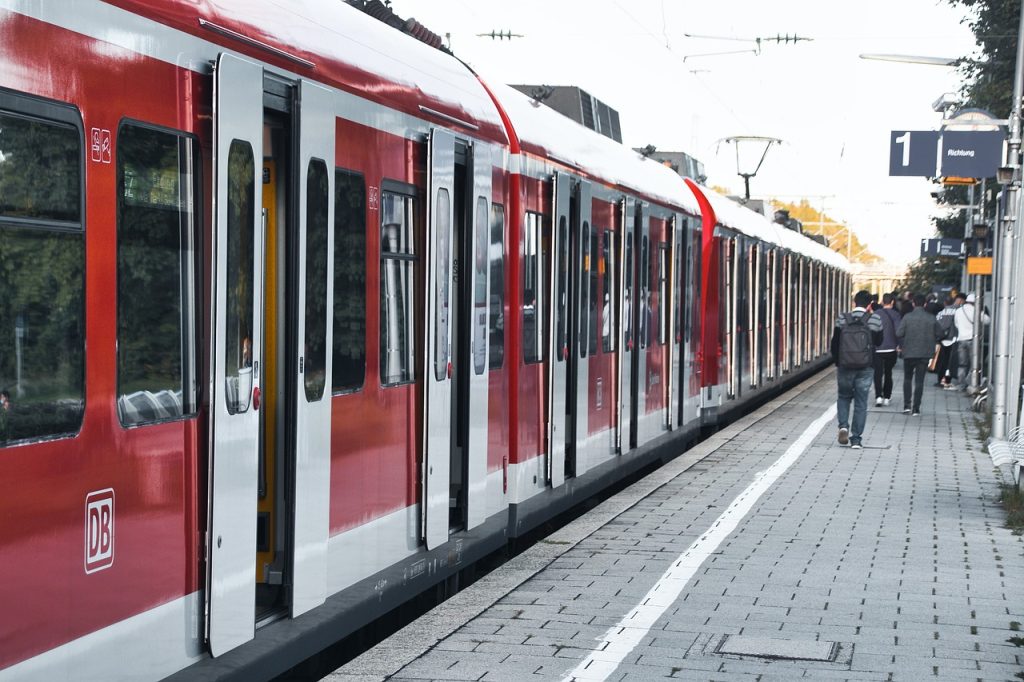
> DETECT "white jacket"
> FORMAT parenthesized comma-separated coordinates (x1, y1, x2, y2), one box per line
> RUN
(953, 303, 990, 342)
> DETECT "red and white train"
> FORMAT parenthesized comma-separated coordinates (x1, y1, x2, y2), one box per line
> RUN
(0, 1, 849, 679)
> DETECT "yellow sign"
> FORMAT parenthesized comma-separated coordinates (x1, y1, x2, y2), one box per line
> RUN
(967, 257, 993, 275)
(943, 176, 979, 186)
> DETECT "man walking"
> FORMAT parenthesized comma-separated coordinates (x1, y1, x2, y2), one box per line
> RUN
(952, 292, 990, 390)
(873, 293, 902, 406)
(897, 293, 944, 416)
(831, 290, 883, 449)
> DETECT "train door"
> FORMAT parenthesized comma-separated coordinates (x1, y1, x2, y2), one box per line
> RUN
(290, 79, 334, 617)
(617, 197, 636, 451)
(633, 203, 650, 446)
(669, 214, 684, 429)
(207, 51, 264, 657)
(569, 180, 592, 476)
(547, 171, 571, 487)
(460, 141, 491, 530)
(423, 129, 455, 549)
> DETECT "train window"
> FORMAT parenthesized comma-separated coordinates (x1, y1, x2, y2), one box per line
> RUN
(578, 221, 590, 359)
(555, 216, 569, 363)
(0, 112, 81, 223)
(380, 190, 416, 386)
(658, 243, 668, 345)
(432, 189, 451, 382)
(303, 159, 329, 402)
(224, 140, 255, 415)
(588, 228, 598, 356)
(640, 234, 649, 350)
(601, 229, 616, 353)
(473, 196, 488, 376)
(332, 169, 366, 394)
(488, 204, 505, 370)
(623, 233, 633, 348)
(0, 102, 84, 446)
(522, 211, 544, 364)
(116, 123, 198, 426)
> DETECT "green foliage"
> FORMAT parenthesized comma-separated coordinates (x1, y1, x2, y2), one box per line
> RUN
(900, 255, 962, 294)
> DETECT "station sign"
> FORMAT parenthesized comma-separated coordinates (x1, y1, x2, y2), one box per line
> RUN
(940, 130, 1004, 178)
(889, 127, 1005, 179)
(920, 238, 962, 258)
(889, 131, 940, 177)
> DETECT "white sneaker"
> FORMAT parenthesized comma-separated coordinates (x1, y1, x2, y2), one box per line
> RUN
(883, 398, 890, 406)
(875, 397, 884, 406)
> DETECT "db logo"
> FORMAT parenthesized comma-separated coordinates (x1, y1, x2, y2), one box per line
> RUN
(85, 489, 115, 574)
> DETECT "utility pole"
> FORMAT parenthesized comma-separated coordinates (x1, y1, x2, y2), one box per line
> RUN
(990, 0, 1024, 441)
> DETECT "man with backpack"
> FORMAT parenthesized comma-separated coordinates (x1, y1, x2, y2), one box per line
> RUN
(935, 296, 958, 388)
(897, 293, 944, 416)
(873, 293, 903, 406)
(831, 290, 884, 449)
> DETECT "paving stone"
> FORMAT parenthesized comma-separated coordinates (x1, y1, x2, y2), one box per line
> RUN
(330, 370, 1024, 681)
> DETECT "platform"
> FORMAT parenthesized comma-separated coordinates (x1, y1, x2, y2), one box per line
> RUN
(328, 369, 1024, 681)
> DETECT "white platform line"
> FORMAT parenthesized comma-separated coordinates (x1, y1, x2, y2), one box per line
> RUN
(562, 403, 838, 681)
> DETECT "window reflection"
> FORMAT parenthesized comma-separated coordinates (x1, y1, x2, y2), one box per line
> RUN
(116, 124, 197, 425)
(225, 140, 255, 414)
(380, 190, 416, 386)
(303, 160, 329, 402)
(0, 107, 84, 446)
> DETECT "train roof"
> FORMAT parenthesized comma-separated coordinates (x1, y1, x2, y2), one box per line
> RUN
(489, 82, 849, 270)
(104, 0, 507, 142)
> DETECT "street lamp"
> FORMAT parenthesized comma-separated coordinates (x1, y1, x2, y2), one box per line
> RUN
(718, 135, 782, 202)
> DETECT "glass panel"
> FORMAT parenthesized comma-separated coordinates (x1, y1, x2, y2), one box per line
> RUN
(488, 205, 505, 370)
(0, 112, 81, 223)
(523, 212, 543, 364)
(659, 243, 668, 345)
(332, 169, 366, 393)
(225, 140, 255, 415)
(380, 191, 416, 386)
(579, 222, 590, 359)
(556, 217, 568, 363)
(303, 160, 329, 402)
(624, 233, 633, 347)
(640, 234, 649, 350)
(117, 124, 196, 425)
(473, 196, 488, 375)
(433, 188, 451, 382)
(0, 228, 84, 444)
(601, 229, 615, 353)
(588, 228, 598, 356)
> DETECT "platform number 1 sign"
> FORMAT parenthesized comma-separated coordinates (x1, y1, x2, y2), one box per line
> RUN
(889, 130, 940, 177)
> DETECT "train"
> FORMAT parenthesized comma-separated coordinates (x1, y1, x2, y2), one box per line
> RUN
(0, 1, 849, 679)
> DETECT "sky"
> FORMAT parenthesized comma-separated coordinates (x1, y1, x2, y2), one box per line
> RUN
(395, 0, 983, 266)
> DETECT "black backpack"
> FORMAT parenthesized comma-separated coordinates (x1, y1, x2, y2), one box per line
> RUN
(838, 313, 873, 369)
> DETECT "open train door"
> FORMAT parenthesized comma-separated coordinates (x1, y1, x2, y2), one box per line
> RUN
(206, 52, 264, 656)
(547, 171, 571, 487)
(668, 213, 684, 429)
(465, 141, 491, 530)
(617, 196, 636, 452)
(290, 79, 334, 617)
(570, 181, 592, 476)
(422, 128, 455, 549)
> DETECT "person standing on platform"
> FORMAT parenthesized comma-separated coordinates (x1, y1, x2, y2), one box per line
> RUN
(831, 290, 883, 449)
(935, 296, 958, 388)
(873, 293, 902, 406)
(897, 293, 944, 416)
(952, 292, 990, 390)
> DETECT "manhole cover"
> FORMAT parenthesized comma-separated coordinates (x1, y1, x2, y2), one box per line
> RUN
(715, 635, 838, 662)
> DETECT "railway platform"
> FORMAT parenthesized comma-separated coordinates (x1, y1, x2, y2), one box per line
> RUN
(328, 369, 1024, 681)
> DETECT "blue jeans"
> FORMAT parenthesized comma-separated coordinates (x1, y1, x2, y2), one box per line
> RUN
(837, 367, 874, 443)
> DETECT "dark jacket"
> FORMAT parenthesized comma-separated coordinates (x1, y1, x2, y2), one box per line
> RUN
(896, 308, 943, 359)
(830, 308, 884, 366)
(876, 307, 902, 352)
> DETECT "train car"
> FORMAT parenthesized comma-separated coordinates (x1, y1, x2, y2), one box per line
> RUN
(0, 1, 848, 680)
